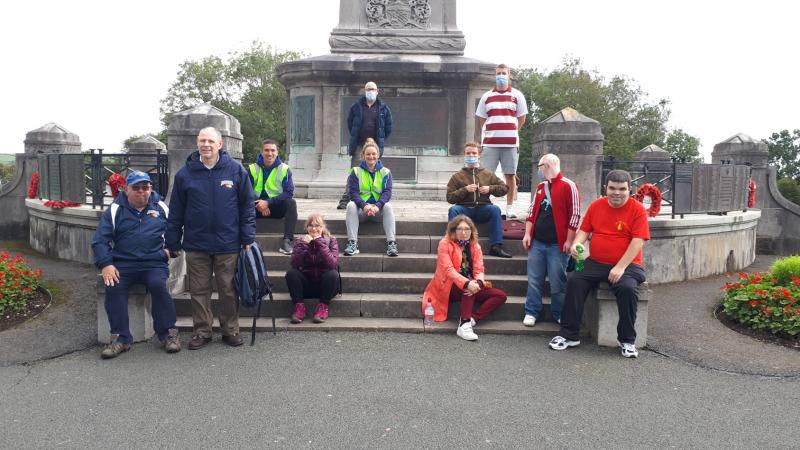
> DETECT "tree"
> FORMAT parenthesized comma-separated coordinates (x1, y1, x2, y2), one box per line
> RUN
(514, 58, 695, 173)
(766, 129, 800, 181)
(664, 129, 701, 163)
(160, 42, 302, 162)
(777, 177, 800, 206)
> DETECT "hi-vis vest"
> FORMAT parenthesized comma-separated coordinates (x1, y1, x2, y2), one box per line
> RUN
(249, 162, 288, 199)
(350, 166, 390, 202)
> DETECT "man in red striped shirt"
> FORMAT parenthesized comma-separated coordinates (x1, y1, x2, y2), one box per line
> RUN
(475, 64, 528, 219)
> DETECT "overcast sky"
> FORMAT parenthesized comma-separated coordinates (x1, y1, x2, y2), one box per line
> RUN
(2, 0, 797, 160)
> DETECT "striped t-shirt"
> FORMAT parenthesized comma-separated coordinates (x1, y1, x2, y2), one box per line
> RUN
(475, 87, 528, 147)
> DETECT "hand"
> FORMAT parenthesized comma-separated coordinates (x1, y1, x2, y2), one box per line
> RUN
(465, 184, 478, 193)
(256, 200, 270, 217)
(308, 228, 322, 240)
(243, 244, 251, 251)
(167, 249, 182, 258)
(608, 265, 625, 285)
(562, 240, 573, 254)
(522, 234, 531, 250)
(464, 280, 480, 296)
(102, 265, 120, 287)
(301, 234, 312, 243)
(570, 242, 582, 258)
(478, 185, 490, 194)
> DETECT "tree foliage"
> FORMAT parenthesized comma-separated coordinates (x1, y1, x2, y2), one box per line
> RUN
(664, 129, 702, 163)
(160, 42, 302, 162)
(766, 129, 800, 182)
(777, 177, 800, 206)
(514, 58, 700, 171)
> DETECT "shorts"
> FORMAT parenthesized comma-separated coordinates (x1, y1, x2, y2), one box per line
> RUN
(481, 146, 519, 174)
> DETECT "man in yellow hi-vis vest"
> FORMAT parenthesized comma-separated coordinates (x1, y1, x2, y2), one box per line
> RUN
(247, 139, 297, 254)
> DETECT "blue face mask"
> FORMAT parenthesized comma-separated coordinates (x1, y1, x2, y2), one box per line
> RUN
(538, 169, 547, 182)
(365, 91, 377, 102)
(456, 239, 470, 247)
(465, 156, 479, 166)
(495, 74, 509, 88)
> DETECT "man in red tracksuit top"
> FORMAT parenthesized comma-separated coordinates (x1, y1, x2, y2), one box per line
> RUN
(521, 154, 580, 326)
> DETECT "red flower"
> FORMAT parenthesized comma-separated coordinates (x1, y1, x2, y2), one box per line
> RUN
(753, 289, 767, 296)
(748, 300, 759, 307)
(27, 171, 40, 199)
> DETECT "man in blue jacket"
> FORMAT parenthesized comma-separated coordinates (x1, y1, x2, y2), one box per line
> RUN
(337, 81, 393, 209)
(248, 139, 296, 255)
(92, 171, 180, 359)
(166, 127, 256, 350)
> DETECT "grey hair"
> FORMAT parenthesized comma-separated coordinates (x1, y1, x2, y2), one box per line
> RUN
(538, 153, 560, 167)
(198, 126, 222, 141)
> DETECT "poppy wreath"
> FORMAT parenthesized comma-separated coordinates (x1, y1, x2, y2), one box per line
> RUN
(748, 178, 757, 208)
(633, 183, 662, 218)
(43, 200, 81, 209)
(27, 171, 40, 199)
(108, 172, 126, 198)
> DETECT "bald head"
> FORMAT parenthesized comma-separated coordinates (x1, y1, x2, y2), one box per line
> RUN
(364, 81, 379, 104)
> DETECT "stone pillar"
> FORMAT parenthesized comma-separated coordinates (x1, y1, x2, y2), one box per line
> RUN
(166, 103, 243, 195)
(128, 136, 166, 170)
(635, 144, 673, 201)
(531, 108, 604, 211)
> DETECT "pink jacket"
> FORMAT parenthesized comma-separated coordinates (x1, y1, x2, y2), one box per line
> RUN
(422, 237, 485, 322)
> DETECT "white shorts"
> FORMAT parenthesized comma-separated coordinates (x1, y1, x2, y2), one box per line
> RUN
(481, 146, 519, 174)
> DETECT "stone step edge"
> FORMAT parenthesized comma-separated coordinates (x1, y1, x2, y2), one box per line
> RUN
(174, 317, 580, 336)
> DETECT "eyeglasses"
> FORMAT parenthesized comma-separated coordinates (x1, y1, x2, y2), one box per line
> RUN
(130, 184, 151, 192)
(307, 224, 323, 228)
(455, 227, 472, 232)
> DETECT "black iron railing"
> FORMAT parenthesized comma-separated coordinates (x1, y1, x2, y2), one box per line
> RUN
(86, 149, 169, 209)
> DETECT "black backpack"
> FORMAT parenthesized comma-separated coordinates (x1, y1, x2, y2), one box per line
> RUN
(234, 241, 276, 344)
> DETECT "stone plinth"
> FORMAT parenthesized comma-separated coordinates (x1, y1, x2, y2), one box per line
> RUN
(532, 108, 604, 210)
(584, 283, 650, 348)
(128, 136, 166, 171)
(24, 122, 81, 155)
(711, 133, 769, 167)
(97, 279, 154, 344)
(635, 144, 673, 201)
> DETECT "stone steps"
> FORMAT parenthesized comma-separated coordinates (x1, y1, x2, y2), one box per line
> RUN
(256, 235, 528, 256)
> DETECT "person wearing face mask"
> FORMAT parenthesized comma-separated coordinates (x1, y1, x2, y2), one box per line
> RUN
(475, 63, 528, 219)
(446, 142, 512, 258)
(338, 81, 394, 210)
(520, 154, 581, 327)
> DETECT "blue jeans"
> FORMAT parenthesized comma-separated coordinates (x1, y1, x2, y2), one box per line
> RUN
(104, 267, 176, 344)
(448, 204, 503, 246)
(524, 240, 569, 321)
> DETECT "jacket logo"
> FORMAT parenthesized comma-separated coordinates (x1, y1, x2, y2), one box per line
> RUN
(146, 209, 160, 218)
(220, 180, 234, 188)
(616, 221, 625, 231)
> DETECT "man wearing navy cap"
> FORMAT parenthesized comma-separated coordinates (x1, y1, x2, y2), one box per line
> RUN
(92, 171, 181, 359)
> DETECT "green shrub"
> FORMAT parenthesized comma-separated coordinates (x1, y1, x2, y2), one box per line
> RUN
(722, 268, 800, 337)
(777, 177, 800, 205)
(771, 255, 800, 284)
(0, 251, 43, 316)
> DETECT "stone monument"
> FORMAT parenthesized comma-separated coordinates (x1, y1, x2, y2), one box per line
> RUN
(277, 0, 495, 200)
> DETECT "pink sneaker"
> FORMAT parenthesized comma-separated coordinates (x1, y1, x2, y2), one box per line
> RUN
(313, 303, 329, 323)
(290, 303, 306, 324)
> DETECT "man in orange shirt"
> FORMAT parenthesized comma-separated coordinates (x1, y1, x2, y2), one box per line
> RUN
(548, 170, 650, 358)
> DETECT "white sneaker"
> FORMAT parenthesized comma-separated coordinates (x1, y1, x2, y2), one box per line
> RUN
(505, 204, 518, 219)
(548, 335, 580, 350)
(522, 314, 537, 327)
(456, 321, 478, 341)
(620, 342, 639, 358)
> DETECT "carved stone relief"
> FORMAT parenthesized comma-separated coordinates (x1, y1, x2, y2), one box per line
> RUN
(365, 0, 431, 29)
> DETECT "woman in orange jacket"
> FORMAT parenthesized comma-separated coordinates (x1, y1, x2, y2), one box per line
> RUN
(422, 215, 507, 341)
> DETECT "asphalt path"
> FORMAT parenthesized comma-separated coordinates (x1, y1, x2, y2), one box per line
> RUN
(2, 331, 798, 449)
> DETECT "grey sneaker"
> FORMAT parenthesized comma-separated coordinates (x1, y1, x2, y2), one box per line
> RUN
(279, 238, 293, 255)
(386, 241, 399, 257)
(164, 328, 181, 353)
(344, 240, 359, 256)
(101, 334, 130, 359)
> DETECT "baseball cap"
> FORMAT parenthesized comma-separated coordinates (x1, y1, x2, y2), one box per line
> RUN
(125, 171, 152, 186)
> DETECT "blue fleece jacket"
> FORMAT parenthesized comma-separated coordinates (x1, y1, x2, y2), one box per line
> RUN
(347, 97, 392, 156)
(91, 191, 169, 271)
(166, 150, 256, 254)
(347, 160, 393, 209)
(247, 154, 295, 207)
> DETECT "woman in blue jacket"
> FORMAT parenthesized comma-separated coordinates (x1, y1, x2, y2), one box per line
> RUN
(343, 138, 398, 257)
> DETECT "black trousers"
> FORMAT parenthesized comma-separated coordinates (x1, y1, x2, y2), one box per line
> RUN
(285, 267, 339, 305)
(256, 198, 297, 240)
(559, 258, 646, 344)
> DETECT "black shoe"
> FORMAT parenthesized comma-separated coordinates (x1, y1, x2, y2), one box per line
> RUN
(222, 334, 244, 347)
(188, 335, 212, 350)
(489, 244, 512, 258)
(337, 195, 349, 210)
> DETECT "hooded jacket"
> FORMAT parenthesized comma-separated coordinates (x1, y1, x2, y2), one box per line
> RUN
(446, 166, 508, 207)
(166, 150, 256, 254)
(346, 160, 393, 209)
(347, 97, 393, 156)
(92, 190, 169, 271)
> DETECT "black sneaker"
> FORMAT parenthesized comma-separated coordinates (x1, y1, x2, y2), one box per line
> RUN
(489, 244, 512, 258)
(386, 241, 399, 257)
(279, 238, 293, 255)
(344, 240, 359, 256)
(336, 196, 349, 210)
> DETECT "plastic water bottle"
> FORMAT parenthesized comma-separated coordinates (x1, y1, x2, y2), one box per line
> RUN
(424, 300, 435, 326)
(575, 243, 586, 272)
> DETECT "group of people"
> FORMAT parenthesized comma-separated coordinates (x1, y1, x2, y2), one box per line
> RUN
(91, 65, 650, 360)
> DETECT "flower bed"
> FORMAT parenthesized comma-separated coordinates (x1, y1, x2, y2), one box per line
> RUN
(0, 251, 43, 316)
(721, 256, 800, 338)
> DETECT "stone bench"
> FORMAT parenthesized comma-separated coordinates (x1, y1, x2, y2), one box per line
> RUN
(96, 277, 155, 344)
(583, 282, 650, 348)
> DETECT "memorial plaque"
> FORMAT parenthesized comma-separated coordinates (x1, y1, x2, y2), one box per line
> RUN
(340, 96, 448, 148)
(291, 96, 315, 145)
(47, 155, 62, 199)
(381, 156, 416, 181)
(672, 164, 693, 214)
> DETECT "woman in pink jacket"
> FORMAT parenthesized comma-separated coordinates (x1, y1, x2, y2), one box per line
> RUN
(422, 215, 507, 341)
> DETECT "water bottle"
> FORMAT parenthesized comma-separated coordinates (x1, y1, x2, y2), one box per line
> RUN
(424, 300, 435, 326)
(575, 243, 585, 272)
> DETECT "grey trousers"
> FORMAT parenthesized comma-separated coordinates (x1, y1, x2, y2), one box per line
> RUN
(345, 201, 396, 241)
(185, 251, 239, 337)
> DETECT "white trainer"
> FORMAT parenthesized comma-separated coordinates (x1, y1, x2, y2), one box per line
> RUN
(505, 204, 518, 219)
(620, 342, 639, 358)
(548, 335, 580, 351)
(522, 314, 536, 327)
(456, 321, 479, 341)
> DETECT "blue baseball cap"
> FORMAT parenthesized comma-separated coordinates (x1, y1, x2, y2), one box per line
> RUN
(126, 171, 152, 186)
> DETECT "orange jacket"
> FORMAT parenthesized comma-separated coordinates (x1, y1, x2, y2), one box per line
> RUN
(422, 237, 485, 321)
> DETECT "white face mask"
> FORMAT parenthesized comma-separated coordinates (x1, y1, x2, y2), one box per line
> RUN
(365, 91, 377, 102)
